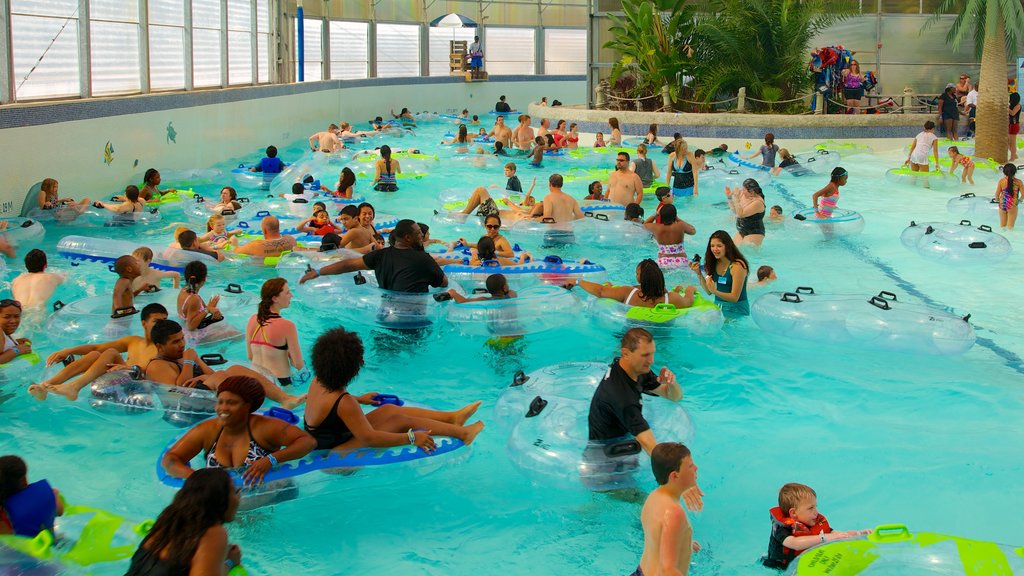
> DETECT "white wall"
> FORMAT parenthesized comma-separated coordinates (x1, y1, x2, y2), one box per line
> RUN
(0, 77, 585, 215)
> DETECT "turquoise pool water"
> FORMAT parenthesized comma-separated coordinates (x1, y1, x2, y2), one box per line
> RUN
(2, 118, 1024, 575)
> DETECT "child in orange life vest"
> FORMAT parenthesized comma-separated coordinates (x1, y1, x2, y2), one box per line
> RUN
(762, 483, 872, 570)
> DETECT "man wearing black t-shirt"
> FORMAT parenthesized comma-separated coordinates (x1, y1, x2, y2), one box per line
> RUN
(298, 219, 447, 292)
(585, 328, 702, 507)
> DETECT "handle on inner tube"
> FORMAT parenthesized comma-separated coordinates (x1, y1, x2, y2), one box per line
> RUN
(652, 303, 677, 312)
(877, 291, 897, 301)
(111, 306, 139, 319)
(795, 286, 815, 294)
(959, 219, 972, 226)
(195, 195, 205, 203)
(200, 353, 227, 366)
(482, 259, 500, 267)
(868, 295, 891, 310)
(543, 255, 563, 264)
(968, 241, 987, 249)
(52, 300, 65, 312)
(595, 213, 609, 221)
(239, 197, 250, 203)
(978, 224, 993, 232)
(292, 198, 308, 204)
(472, 288, 489, 294)
(603, 440, 642, 458)
(541, 217, 556, 223)
(237, 221, 249, 229)
(256, 210, 271, 217)
(511, 370, 529, 387)
(221, 209, 236, 216)
(960, 192, 975, 198)
(353, 272, 367, 285)
(584, 211, 593, 218)
(869, 524, 911, 543)
(264, 407, 299, 425)
(226, 283, 243, 294)
(372, 394, 404, 406)
(793, 213, 807, 221)
(780, 292, 802, 303)
(525, 396, 547, 418)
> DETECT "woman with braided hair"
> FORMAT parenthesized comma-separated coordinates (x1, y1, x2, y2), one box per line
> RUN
(246, 278, 305, 387)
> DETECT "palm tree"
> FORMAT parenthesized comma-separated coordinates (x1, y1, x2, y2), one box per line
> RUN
(928, 1, 1024, 162)
(603, 0, 696, 109)
(691, 0, 854, 109)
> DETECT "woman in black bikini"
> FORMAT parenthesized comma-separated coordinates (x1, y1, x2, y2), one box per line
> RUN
(303, 328, 485, 452)
(161, 376, 315, 487)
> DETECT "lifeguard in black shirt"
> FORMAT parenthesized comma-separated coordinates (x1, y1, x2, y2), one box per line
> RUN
(587, 328, 703, 509)
(298, 220, 447, 292)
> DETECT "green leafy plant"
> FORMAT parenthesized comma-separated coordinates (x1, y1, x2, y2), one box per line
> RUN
(602, 0, 696, 108)
(691, 0, 855, 110)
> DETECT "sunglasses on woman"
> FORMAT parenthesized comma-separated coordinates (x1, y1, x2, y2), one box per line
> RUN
(485, 224, 501, 230)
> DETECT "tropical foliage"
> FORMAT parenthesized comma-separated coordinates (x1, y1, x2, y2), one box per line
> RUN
(602, 0, 696, 108)
(928, 0, 1024, 162)
(689, 0, 855, 108)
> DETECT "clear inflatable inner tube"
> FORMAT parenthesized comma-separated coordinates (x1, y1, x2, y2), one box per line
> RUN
(268, 152, 349, 197)
(497, 362, 694, 492)
(57, 234, 218, 272)
(751, 286, 975, 355)
(441, 284, 581, 338)
(25, 206, 147, 227)
(586, 293, 723, 335)
(275, 247, 362, 272)
(946, 192, 998, 215)
(784, 208, 865, 238)
(297, 272, 445, 330)
(784, 149, 841, 176)
(0, 217, 45, 245)
(786, 524, 1024, 575)
(884, 166, 956, 190)
(698, 164, 772, 191)
(900, 220, 1011, 265)
(231, 162, 288, 188)
(508, 217, 593, 246)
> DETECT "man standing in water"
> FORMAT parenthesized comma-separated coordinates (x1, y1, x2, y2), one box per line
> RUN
(309, 124, 344, 153)
(608, 152, 645, 206)
(487, 115, 513, 149)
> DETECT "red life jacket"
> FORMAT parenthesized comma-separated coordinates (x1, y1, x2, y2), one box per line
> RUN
(762, 506, 832, 569)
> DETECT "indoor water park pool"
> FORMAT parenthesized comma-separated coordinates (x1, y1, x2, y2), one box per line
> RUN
(2, 117, 1024, 576)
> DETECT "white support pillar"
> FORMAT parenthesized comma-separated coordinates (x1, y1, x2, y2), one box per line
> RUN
(184, 0, 193, 89)
(78, 0, 91, 97)
(139, 0, 150, 92)
(0, 0, 13, 103)
(219, 0, 228, 86)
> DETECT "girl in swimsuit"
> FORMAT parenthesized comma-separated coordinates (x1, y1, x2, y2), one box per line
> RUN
(690, 230, 750, 317)
(125, 468, 242, 576)
(199, 214, 243, 249)
(322, 167, 356, 198)
(139, 168, 177, 202)
(608, 117, 622, 146)
(567, 258, 696, 309)
(812, 167, 848, 219)
(468, 235, 532, 266)
(726, 178, 767, 247)
(643, 204, 696, 269)
(246, 278, 305, 386)
(666, 139, 699, 197)
(37, 177, 90, 211)
(373, 145, 401, 192)
(178, 261, 234, 344)
(997, 163, 1022, 230)
(567, 123, 580, 149)
(93, 184, 145, 214)
(947, 146, 975, 185)
(160, 376, 315, 488)
(302, 328, 485, 452)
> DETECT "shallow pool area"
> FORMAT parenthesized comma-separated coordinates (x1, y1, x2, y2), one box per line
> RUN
(2, 118, 1024, 576)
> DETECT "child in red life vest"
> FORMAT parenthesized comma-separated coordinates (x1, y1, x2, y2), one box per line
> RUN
(762, 483, 872, 569)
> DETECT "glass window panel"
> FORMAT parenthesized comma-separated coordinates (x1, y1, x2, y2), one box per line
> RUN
(255, 0, 268, 32)
(192, 27, 221, 86)
(376, 22, 419, 78)
(428, 26, 474, 76)
(91, 21, 140, 94)
(227, 0, 250, 31)
(228, 30, 252, 84)
(294, 18, 323, 81)
(148, 0, 183, 26)
(544, 28, 586, 75)
(149, 25, 185, 89)
(90, 0, 138, 21)
(11, 0, 77, 18)
(329, 20, 368, 79)
(10, 14, 79, 99)
(486, 27, 535, 75)
(192, 0, 220, 29)
(258, 34, 269, 82)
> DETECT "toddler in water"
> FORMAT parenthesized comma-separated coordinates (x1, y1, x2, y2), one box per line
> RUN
(762, 483, 872, 569)
(131, 247, 180, 291)
(769, 205, 785, 223)
(947, 146, 975, 185)
(199, 214, 243, 249)
(749, 265, 777, 288)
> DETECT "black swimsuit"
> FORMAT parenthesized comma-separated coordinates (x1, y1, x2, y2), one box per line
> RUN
(304, 393, 353, 450)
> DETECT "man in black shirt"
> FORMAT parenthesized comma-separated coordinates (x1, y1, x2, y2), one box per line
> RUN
(298, 219, 447, 293)
(495, 95, 512, 113)
(585, 328, 702, 507)
(588, 328, 682, 451)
